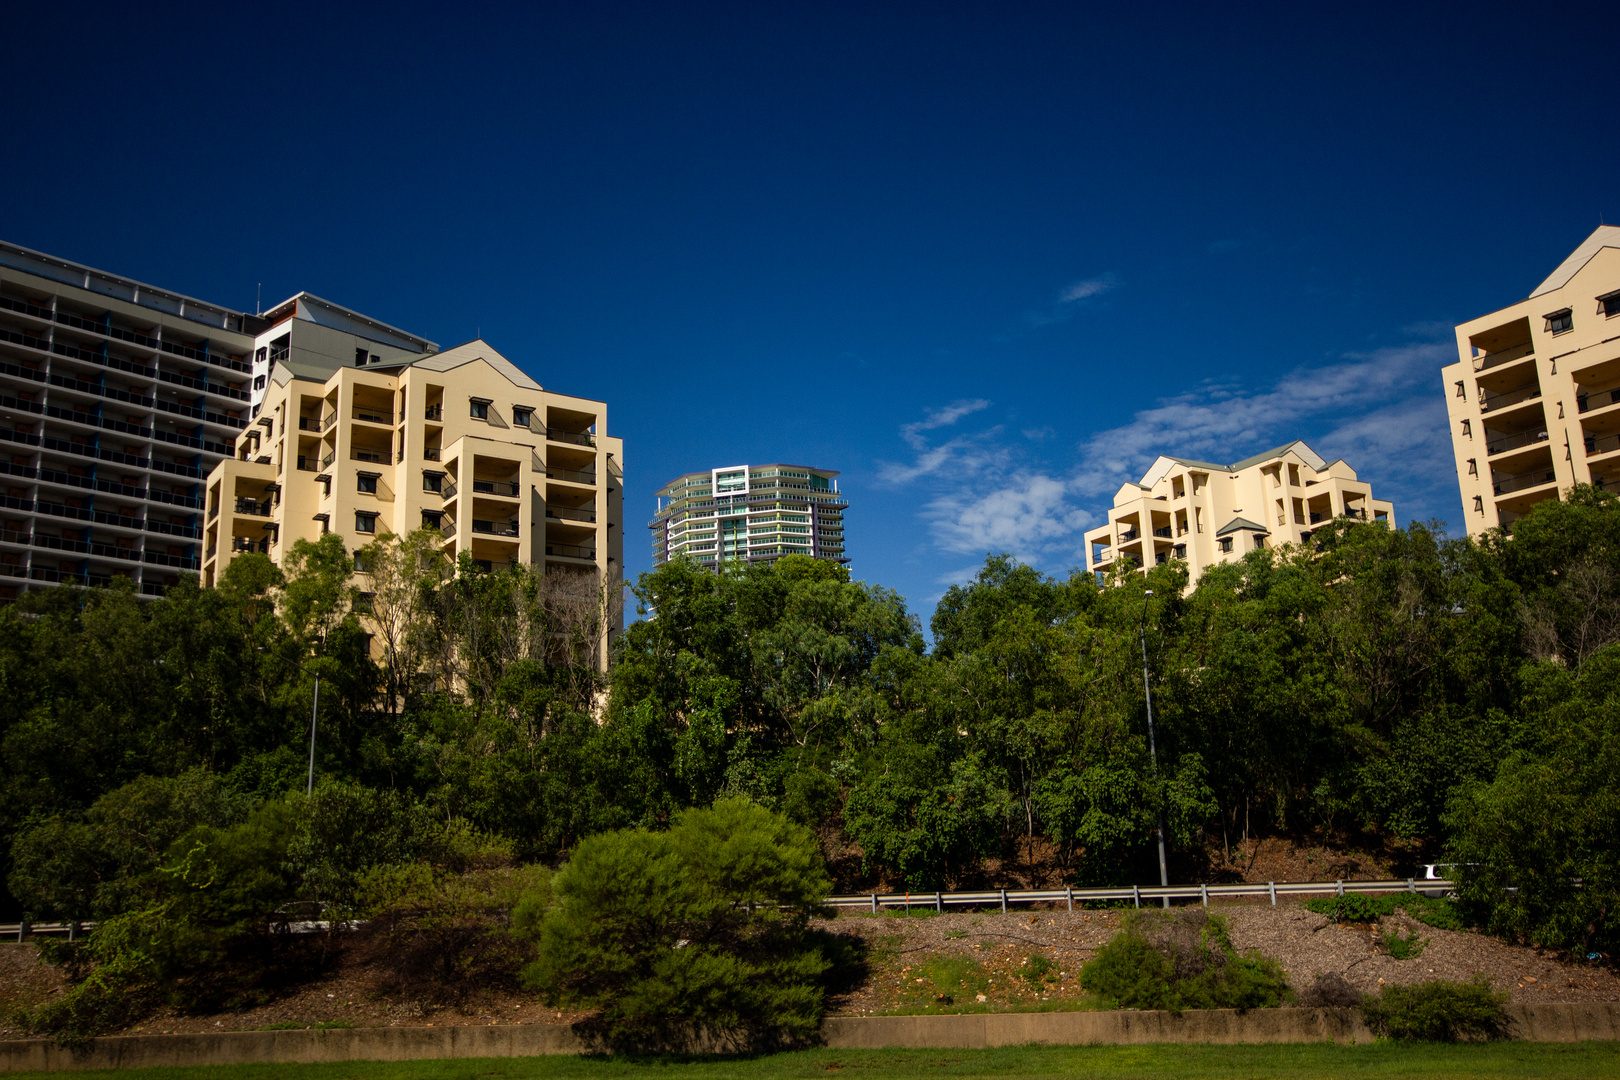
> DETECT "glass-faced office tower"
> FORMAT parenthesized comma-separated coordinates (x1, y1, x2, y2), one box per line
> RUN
(650, 464, 847, 570)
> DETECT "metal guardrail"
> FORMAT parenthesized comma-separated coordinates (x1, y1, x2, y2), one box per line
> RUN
(0, 879, 1457, 940)
(825, 878, 1456, 913)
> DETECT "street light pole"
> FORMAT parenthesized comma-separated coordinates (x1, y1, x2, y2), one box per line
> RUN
(262, 650, 321, 796)
(1140, 589, 1170, 907)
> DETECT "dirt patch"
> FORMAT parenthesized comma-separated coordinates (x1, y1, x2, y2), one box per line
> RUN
(816, 901, 1620, 1015)
(0, 943, 68, 1026)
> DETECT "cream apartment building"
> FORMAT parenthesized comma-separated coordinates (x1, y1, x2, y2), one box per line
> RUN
(1084, 441, 1393, 587)
(202, 332, 623, 603)
(1443, 226, 1620, 536)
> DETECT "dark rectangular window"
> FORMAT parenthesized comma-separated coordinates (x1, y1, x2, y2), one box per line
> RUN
(355, 512, 377, 534)
(357, 473, 378, 494)
(354, 592, 374, 613)
(1218, 537, 1233, 553)
(513, 406, 533, 428)
(1601, 292, 1620, 318)
(355, 348, 369, 366)
(422, 510, 443, 529)
(423, 472, 442, 493)
(1547, 308, 1574, 334)
(470, 398, 490, 420)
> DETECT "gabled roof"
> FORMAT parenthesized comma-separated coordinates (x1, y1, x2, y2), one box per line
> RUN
(1138, 440, 1327, 487)
(389, 338, 543, 392)
(1530, 225, 1620, 299)
(1216, 516, 1269, 536)
(1228, 440, 1327, 472)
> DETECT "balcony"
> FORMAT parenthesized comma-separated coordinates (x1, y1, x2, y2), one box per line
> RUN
(1587, 432, 1620, 458)
(546, 428, 595, 447)
(1479, 385, 1541, 413)
(234, 498, 272, 516)
(1486, 429, 1550, 456)
(1118, 529, 1140, 542)
(545, 542, 596, 560)
(1473, 344, 1534, 373)
(1152, 526, 1172, 538)
(471, 479, 521, 497)
(298, 417, 321, 432)
(440, 520, 457, 540)
(296, 456, 318, 471)
(423, 447, 441, 461)
(352, 448, 385, 464)
(425, 404, 443, 421)
(321, 412, 338, 431)
(546, 506, 597, 524)
(232, 537, 269, 554)
(546, 466, 596, 485)
(1578, 389, 1620, 414)
(1493, 468, 1557, 496)
(353, 406, 394, 425)
(471, 519, 519, 538)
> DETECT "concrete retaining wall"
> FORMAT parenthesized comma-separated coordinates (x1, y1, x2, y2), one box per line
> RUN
(3, 1002, 1617, 1072)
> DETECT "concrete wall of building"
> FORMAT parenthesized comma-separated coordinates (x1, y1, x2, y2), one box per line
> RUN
(1445, 233, 1620, 537)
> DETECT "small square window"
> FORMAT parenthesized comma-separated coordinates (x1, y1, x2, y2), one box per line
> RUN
(1547, 308, 1574, 335)
(1218, 537, 1233, 553)
(355, 348, 369, 366)
(1254, 535, 1266, 549)
(470, 399, 490, 420)
(354, 592, 374, 613)
(423, 472, 442, 493)
(513, 406, 533, 429)
(422, 510, 443, 529)
(1601, 292, 1620, 318)
(357, 474, 378, 494)
(355, 512, 377, 534)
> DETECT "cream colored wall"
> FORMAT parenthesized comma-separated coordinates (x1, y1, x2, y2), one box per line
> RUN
(1446, 246, 1620, 537)
(1084, 450, 1394, 590)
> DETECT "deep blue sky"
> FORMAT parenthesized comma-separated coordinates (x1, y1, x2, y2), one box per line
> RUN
(4, 2, 1615, 618)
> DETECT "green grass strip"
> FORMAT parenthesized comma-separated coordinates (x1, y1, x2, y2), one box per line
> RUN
(9, 1041, 1620, 1080)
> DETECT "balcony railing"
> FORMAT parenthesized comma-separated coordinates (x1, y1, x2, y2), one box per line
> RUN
(471, 519, 520, 538)
(423, 447, 441, 461)
(1479, 384, 1541, 413)
(296, 456, 318, 471)
(231, 537, 269, 554)
(1473, 344, 1534, 373)
(235, 498, 273, 516)
(546, 506, 597, 524)
(320, 451, 335, 469)
(1586, 432, 1620, 458)
(545, 542, 596, 561)
(425, 404, 443, 421)
(1118, 529, 1140, 542)
(545, 466, 596, 485)
(1486, 428, 1550, 455)
(440, 480, 458, 500)
(1493, 468, 1557, 496)
(471, 479, 521, 497)
(353, 407, 394, 425)
(546, 428, 596, 447)
(1152, 526, 1172, 538)
(1577, 388, 1620, 414)
(353, 449, 385, 464)
(440, 520, 457, 540)
(298, 417, 321, 432)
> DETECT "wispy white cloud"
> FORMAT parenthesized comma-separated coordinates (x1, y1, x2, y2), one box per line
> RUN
(1059, 274, 1119, 303)
(900, 398, 991, 449)
(924, 472, 1091, 563)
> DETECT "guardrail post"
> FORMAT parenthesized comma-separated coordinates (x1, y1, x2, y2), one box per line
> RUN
(1133, 885, 1141, 909)
(1200, 883, 1208, 907)
(870, 893, 877, 914)
(69, 921, 78, 942)
(935, 891, 942, 913)
(1268, 881, 1276, 906)
(1336, 879, 1345, 897)
(1407, 877, 1415, 894)
(1067, 886, 1073, 912)
(17, 918, 28, 943)
(1000, 888, 1008, 914)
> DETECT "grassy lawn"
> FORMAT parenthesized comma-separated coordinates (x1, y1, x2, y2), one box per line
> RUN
(14, 1043, 1620, 1080)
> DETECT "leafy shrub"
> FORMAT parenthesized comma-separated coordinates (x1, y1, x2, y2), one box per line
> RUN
(1305, 894, 1465, 931)
(359, 861, 547, 1005)
(1297, 972, 1363, 1008)
(1021, 953, 1056, 984)
(1359, 977, 1509, 1041)
(1384, 926, 1427, 960)
(1079, 909, 1290, 1012)
(521, 798, 834, 1052)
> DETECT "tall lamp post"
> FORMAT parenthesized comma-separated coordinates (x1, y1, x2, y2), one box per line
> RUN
(263, 650, 322, 796)
(1139, 590, 1170, 907)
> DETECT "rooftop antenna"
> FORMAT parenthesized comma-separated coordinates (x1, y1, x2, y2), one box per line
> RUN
(256, 283, 262, 316)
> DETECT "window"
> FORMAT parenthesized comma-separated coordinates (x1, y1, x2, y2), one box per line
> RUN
(1455, 380, 1466, 398)
(1254, 535, 1266, 549)
(357, 473, 378, 494)
(353, 551, 370, 572)
(355, 347, 369, 366)
(470, 398, 490, 420)
(423, 472, 443, 493)
(1474, 495, 1485, 513)
(422, 510, 443, 529)
(253, 375, 266, 390)
(513, 406, 533, 429)
(1467, 458, 1477, 476)
(1602, 292, 1620, 318)
(1546, 308, 1574, 335)
(355, 511, 377, 534)
(354, 592, 374, 613)
(1218, 537, 1233, 553)
(1461, 419, 1471, 438)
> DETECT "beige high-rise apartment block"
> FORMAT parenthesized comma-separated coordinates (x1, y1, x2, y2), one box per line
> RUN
(202, 329, 623, 606)
(1443, 226, 1620, 536)
(1084, 441, 1393, 587)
